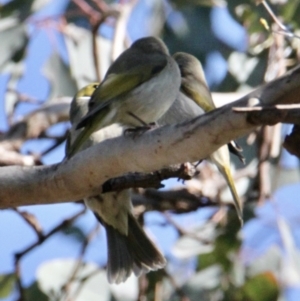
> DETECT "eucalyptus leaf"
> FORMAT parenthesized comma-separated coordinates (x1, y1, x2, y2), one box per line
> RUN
(37, 258, 110, 301)
(178, 265, 222, 301)
(172, 221, 216, 259)
(42, 52, 77, 102)
(228, 52, 259, 83)
(186, 265, 222, 289)
(242, 272, 280, 301)
(4, 61, 25, 119)
(109, 275, 138, 301)
(63, 24, 112, 87)
(0, 22, 28, 70)
(0, 273, 16, 298)
(0, 0, 52, 21)
(24, 282, 49, 301)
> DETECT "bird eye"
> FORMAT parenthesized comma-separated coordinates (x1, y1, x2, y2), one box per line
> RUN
(93, 84, 98, 89)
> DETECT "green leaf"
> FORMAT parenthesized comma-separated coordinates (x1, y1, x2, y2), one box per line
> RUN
(198, 251, 218, 270)
(24, 282, 49, 301)
(0, 0, 52, 21)
(60, 224, 87, 243)
(0, 273, 16, 298)
(0, 22, 28, 70)
(4, 61, 25, 117)
(242, 272, 280, 301)
(281, 0, 300, 26)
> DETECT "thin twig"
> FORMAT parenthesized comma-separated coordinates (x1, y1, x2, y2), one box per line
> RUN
(11, 208, 43, 238)
(161, 269, 191, 301)
(63, 223, 101, 301)
(92, 17, 106, 82)
(260, 1, 300, 40)
(40, 133, 68, 157)
(71, 0, 100, 23)
(15, 207, 86, 260)
(163, 213, 212, 245)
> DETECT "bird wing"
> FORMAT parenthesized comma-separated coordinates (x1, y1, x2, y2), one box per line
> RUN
(181, 77, 215, 112)
(76, 58, 167, 130)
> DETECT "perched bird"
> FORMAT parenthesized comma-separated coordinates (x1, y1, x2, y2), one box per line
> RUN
(67, 36, 181, 158)
(66, 84, 166, 284)
(159, 52, 244, 224)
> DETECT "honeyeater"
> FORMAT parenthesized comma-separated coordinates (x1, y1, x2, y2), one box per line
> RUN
(67, 36, 181, 158)
(66, 84, 166, 284)
(159, 52, 244, 224)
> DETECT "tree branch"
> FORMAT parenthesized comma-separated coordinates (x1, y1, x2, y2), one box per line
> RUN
(1, 64, 300, 208)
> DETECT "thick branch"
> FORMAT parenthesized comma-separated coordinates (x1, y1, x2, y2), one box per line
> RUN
(1, 64, 300, 208)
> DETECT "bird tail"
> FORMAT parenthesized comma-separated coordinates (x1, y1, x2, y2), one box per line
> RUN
(210, 146, 243, 225)
(99, 214, 166, 284)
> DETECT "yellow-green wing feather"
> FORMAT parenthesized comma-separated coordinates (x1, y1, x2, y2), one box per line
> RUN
(67, 106, 110, 158)
(66, 83, 100, 158)
(181, 77, 215, 113)
(77, 60, 167, 130)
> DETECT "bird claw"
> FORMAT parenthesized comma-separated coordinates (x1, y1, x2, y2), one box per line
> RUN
(124, 123, 158, 138)
(193, 160, 203, 168)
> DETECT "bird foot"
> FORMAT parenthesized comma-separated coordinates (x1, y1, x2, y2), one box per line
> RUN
(124, 122, 157, 138)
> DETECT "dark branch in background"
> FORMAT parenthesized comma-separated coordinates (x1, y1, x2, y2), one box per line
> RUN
(13, 207, 86, 300)
(245, 21, 286, 205)
(0, 100, 71, 150)
(0, 100, 71, 166)
(11, 208, 43, 239)
(132, 188, 215, 214)
(14, 207, 86, 260)
(92, 18, 105, 81)
(164, 213, 212, 244)
(161, 269, 191, 301)
(257, 126, 272, 204)
(72, 0, 120, 81)
(40, 133, 68, 157)
(61, 223, 100, 301)
(71, 0, 101, 22)
(283, 125, 300, 158)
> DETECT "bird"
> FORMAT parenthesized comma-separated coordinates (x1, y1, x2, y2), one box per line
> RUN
(66, 84, 166, 284)
(67, 36, 181, 158)
(159, 52, 244, 224)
